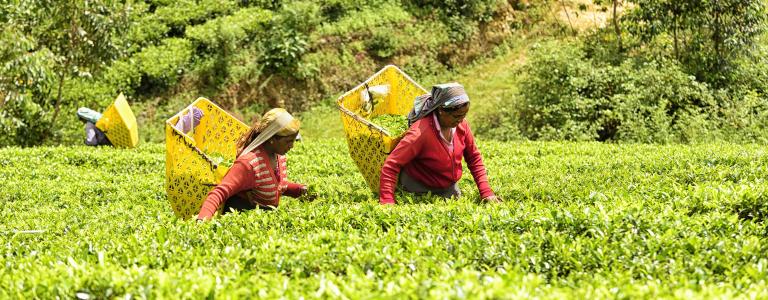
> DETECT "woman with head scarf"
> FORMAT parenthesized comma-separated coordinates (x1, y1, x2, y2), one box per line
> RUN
(379, 83, 500, 204)
(197, 108, 312, 220)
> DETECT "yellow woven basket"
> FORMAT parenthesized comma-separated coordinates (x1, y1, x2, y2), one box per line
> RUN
(95, 93, 139, 148)
(165, 98, 249, 218)
(336, 65, 428, 193)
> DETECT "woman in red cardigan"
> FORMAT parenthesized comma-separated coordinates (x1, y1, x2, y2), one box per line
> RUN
(197, 108, 311, 220)
(379, 83, 500, 205)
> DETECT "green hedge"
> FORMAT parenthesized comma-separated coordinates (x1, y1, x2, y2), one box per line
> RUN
(185, 7, 273, 50)
(134, 38, 194, 89)
(155, 0, 237, 28)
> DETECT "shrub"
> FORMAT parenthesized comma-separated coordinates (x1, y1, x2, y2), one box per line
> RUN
(365, 30, 400, 59)
(313, 3, 411, 37)
(472, 106, 524, 141)
(185, 7, 272, 51)
(258, 2, 321, 76)
(134, 38, 194, 89)
(103, 59, 143, 97)
(155, 0, 237, 30)
(517, 41, 608, 141)
(611, 61, 715, 143)
(517, 41, 725, 143)
(406, 0, 503, 22)
(238, 0, 282, 9)
(715, 90, 768, 144)
(259, 28, 308, 75)
(0, 28, 55, 146)
(405, 0, 504, 41)
(0, 95, 49, 147)
(122, 3, 170, 53)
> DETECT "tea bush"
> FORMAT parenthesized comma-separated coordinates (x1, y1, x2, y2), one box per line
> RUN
(185, 7, 273, 51)
(2, 139, 768, 298)
(134, 38, 194, 89)
(154, 0, 237, 30)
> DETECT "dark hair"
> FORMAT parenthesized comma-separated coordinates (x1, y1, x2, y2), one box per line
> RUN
(236, 118, 262, 157)
(440, 102, 469, 113)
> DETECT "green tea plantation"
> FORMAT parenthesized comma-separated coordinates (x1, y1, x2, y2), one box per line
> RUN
(2, 139, 768, 298)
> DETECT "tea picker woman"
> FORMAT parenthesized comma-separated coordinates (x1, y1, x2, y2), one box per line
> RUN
(197, 108, 313, 220)
(379, 83, 500, 204)
(76, 107, 111, 146)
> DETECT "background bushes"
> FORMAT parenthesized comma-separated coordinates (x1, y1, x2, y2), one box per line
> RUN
(506, 36, 768, 144)
(469, 0, 768, 144)
(9, 0, 767, 145)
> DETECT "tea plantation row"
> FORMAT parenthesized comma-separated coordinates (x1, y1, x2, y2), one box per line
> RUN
(1, 139, 767, 298)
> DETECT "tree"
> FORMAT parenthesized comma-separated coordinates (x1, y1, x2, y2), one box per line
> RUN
(593, 0, 624, 52)
(0, 0, 130, 146)
(625, 0, 766, 87)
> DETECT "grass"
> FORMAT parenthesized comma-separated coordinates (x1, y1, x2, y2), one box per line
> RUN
(295, 34, 537, 141)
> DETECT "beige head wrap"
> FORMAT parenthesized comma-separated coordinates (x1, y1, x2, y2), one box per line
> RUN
(238, 108, 300, 158)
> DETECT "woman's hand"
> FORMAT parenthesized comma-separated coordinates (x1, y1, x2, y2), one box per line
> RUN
(481, 195, 502, 203)
(300, 185, 317, 201)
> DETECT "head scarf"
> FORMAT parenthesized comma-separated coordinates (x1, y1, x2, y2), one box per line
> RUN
(407, 82, 470, 126)
(77, 107, 103, 124)
(174, 107, 203, 134)
(238, 108, 300, 158)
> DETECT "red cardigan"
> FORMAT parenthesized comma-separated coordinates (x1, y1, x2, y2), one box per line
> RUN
(197, 146, 304, 219)
(379, 115, 495, 204)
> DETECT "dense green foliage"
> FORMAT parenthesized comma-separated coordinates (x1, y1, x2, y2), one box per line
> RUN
(370, 114, 408, 137)
(515, 40, 768, 143)
(5, 2, 768, 298)
(1, 0, 546, 146)
(0, 0, 131, 146)
(3, 0, 767, 147)
(2, 139, 768, 298)
(625, 0, 767, 87)
(481, 0, 768, 143)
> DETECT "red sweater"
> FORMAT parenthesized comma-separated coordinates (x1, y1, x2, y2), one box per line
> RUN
(379, 115, 495, 204)
(197, 146, 304, 219)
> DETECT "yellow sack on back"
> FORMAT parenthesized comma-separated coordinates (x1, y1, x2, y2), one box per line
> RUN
(337, 65, 428, 193)
(95, 93, 139, 148)
(165, 98, 249, 218)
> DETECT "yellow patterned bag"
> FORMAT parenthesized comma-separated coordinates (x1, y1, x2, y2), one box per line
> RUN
(95, 93, 139, 148)
(165, 98, 249, 218)
(337, 65, 428, 193)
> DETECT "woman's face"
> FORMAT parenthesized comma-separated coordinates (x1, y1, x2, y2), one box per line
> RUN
(437, 104, 470, 128)
(265, 133, 298, 155)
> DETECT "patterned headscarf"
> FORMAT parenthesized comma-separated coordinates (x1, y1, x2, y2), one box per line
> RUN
(407, 82, 470, 126)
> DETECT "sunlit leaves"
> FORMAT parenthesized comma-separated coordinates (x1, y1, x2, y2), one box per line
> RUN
(2, 139, 768, 298)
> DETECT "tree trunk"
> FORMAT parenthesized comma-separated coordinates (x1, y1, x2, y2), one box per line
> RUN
(560, 0, 575, 35)
(673, 16, 679, 60)
(47, 59, 69, 142)
(45, 10, 78, 143)
(713, 9, 722, 68)
(613, 0, 622, 52)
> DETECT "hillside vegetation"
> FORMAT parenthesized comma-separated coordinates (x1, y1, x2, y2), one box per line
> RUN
(1, 0, 551, 146)
(4, 0, 765, 146)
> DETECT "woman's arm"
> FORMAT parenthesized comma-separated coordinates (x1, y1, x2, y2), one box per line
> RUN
(282, 182, 306, 198)
(462, 123, 495, 199)
(197, 161, 255, 220)
(379, 126, 424, 204)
